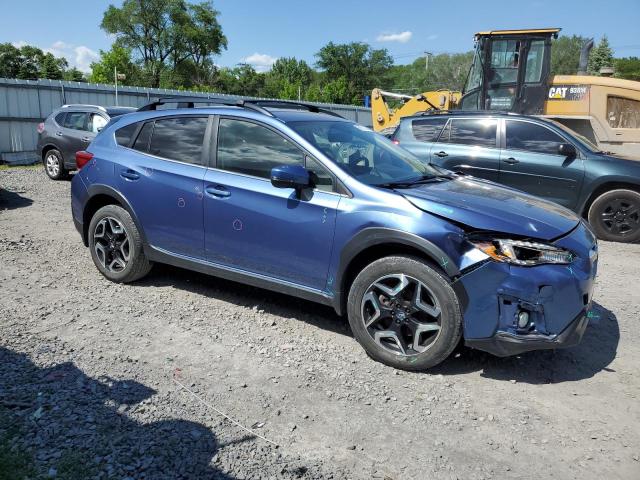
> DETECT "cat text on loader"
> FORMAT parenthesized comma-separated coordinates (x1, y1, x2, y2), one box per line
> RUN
(373, 28, 640, 157)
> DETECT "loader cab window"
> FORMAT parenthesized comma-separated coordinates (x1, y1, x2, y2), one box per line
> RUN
(525, 40, 545, 83)
(489, 39, 520, 84)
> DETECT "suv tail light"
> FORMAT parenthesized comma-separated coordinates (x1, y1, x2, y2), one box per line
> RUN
(75, 151, 94, 170)
(392, 139, 400, 145)
(37, 122, 45, 134)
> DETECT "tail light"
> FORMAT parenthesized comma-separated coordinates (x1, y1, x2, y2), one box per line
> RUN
(75, 151, 94, 170)
(392, 139, 400, 145)
(37, 122, 45, 134)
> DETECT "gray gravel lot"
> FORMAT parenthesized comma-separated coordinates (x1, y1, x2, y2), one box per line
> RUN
(1, 166, 639, 480)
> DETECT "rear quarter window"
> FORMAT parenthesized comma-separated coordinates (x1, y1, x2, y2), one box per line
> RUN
(54, 112, 66, 125)
(411, 118, 448, 142)
(115, 123, 139, 147)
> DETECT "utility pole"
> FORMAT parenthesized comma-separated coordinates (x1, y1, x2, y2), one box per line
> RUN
(424, 51, 433, 72)
(114, 66, 118, 106)
(114, 67, 126, 106)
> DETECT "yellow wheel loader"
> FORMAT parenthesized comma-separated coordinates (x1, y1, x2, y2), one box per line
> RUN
(372, 28, 640, 157)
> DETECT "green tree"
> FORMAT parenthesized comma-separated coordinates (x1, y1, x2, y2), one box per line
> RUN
(263, 57, 313, 99)
(0, 43, 22, 78)
(101, 0, 227, 88)
(551, 35, 589, 76)
(89, 45, 140, 85)
(64, 68, 86, 82)
(588, 35, 614, 75)
(315, 42, 393, 104)
(39, 52, 67, 80)
(614, 57, 640, 81)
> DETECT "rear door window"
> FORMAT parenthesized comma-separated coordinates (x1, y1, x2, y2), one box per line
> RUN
(505, 120, 565, 155)
(441, 118, 498, 148)
(411, 118, 448, 142)
(148, 117, 208, 165)
(216, 118, 304, 178)
(132, 122, 153, 152)
(63, 112, 88, 131)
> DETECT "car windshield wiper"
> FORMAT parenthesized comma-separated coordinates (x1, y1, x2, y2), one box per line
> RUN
(376, 174, 454, 189)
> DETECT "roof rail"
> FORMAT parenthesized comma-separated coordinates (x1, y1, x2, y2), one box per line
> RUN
(137, 96, 345, 119)
(244, 99, 344, 118)
(137, 96, 273, 116)
(417, 109, 515, 117)
(62, 104, 107, 112)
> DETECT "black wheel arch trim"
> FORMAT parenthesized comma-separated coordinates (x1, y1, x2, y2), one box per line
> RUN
(332, 227, 461, 315)
(83, 184, 148, 248)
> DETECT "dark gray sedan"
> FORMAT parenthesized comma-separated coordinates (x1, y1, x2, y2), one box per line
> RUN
(391, 111, 640, 243)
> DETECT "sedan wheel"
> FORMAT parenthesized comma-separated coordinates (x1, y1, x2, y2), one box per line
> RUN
(588, 189, 640, 243)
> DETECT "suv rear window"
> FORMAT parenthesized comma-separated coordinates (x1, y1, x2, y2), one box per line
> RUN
(411, 118, 448, 142)
(439, 118, 497, 148)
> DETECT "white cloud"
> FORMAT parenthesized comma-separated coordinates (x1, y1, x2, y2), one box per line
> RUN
(376, 31, 413, 43)
(11, 39, 99, 73)
(73, 46, 100, 72)
(241, 52, 278, 72)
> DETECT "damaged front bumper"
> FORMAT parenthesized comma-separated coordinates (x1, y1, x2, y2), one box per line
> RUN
(456, 221, 598, 357)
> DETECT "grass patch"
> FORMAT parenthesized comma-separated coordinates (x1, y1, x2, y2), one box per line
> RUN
(0, 164, 40, 171)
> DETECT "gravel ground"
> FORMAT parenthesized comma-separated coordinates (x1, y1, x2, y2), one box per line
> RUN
(1, 166, 639, 480)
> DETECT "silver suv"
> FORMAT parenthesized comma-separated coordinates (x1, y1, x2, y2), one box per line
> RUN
(37, 104, 135, 179)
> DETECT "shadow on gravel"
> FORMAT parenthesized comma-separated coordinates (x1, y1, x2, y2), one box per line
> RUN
(138, 263, 351, 337)
(0, 346, 234, 480)
(432, 302, 619, 384)
(0, 189, 33, 211)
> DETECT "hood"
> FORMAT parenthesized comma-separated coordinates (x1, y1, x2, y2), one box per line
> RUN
(401, 176, 580, 240)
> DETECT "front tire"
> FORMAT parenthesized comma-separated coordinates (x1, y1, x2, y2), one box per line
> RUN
(88, 205, 152, 283)
(43, 149, 69, 180)
(347, 256, 462, 371)
(588, 189, 640, 243)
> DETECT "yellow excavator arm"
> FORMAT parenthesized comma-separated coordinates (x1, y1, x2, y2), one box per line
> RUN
(371, 88, 461, 133)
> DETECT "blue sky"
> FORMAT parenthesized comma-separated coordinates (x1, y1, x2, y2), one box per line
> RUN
(3, 0, 640, 73)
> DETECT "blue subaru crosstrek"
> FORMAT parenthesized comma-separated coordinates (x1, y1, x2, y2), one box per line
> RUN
(71, 97, 598, 371)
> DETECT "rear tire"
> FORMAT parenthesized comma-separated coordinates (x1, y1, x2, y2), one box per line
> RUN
(43, 149, 69, 180)
(347, 255, 462, 371)
(588, 189, 640, 243)
(88, 205, 152, 283)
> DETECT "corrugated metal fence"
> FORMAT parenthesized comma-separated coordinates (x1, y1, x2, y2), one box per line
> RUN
(0, 77, 372, 165)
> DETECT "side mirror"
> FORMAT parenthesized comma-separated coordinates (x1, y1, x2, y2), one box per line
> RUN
(558, 143, 577, 158)
(270, 164, 310, 191)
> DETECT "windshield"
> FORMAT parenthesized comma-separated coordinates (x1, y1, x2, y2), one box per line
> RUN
(288, 120, 440, 186)
(547, 119, 600, 152)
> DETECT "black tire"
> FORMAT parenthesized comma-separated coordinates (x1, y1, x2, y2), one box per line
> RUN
(587, 189, 640, 243)
(88, 205, 152, 283)
(43, 149, 69, 180)
(347, 255, 462, 371)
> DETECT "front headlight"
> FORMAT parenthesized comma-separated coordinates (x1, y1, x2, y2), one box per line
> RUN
(469, 238, 573, 266)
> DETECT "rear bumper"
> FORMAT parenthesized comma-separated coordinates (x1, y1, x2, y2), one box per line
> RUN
(465, 309, 589, 356)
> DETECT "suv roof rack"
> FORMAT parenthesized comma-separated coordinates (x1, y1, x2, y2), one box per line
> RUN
(62, 104, 107, 112)
(137, 96, 344, 119)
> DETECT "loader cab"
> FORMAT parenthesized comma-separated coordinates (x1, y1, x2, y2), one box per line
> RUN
(460, 28, 560, 114)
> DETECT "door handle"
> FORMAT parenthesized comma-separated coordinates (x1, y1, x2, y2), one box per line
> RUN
(120, 170, 140, 181)
(504, 157, 520, 165)
(434, 151, 448, 158)
(81, 136, 91, 142)
(55, 132, 63, 137)
(205, 185, 231, 198)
